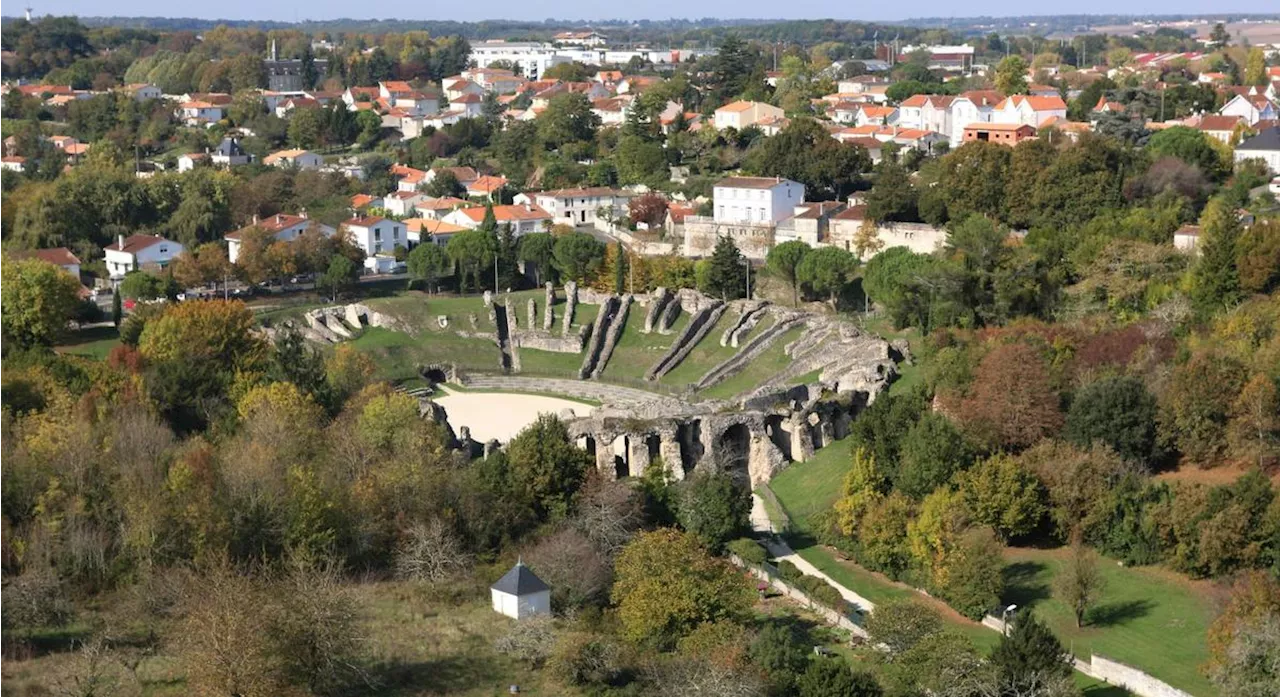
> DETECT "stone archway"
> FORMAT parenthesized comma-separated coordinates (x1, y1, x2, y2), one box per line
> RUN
(716, 422, 751, 483)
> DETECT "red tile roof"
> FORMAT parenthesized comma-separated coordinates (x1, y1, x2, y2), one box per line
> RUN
(226, 213, 310, 240)
(10, 247, 81, 267)
(105, 234, 169, 254)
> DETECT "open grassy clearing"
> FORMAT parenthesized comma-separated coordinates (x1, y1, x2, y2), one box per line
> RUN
(0, 580, 576, 697)
(699, 325, 806, 401)
(767, 435, 1216, 695)
(518, 348, 587, 377)
(55, 324, 120, 360)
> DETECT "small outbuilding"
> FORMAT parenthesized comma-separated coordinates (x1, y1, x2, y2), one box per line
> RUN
(490, 559, 551, 620)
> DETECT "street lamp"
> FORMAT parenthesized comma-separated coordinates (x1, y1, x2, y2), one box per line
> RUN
(1001, 604, 1018, 636)
(743, 258, 751, 299)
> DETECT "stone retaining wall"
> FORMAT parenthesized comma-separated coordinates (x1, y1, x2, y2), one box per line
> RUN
(646, 301, 727, 380)
(591, 295, 632, 379)
(728, 554, 868, 639)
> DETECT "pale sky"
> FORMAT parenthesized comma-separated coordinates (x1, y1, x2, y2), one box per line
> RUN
(5, 3, 1277, 23)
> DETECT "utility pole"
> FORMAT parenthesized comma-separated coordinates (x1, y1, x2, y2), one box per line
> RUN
(744, 259, 751, 299)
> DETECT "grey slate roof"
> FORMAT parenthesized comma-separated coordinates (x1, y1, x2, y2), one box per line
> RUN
(491, 560, 550, 595)
(214, 137, 246, 157)
(1237, 127, 1280, 151)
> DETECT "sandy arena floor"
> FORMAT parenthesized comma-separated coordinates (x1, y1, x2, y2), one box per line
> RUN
(432, 385, 596, 443)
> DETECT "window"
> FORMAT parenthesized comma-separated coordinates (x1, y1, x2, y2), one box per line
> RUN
(374, 228, 382, 242)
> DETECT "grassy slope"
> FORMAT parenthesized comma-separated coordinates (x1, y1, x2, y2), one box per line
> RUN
(699, 325, 805, 401)
(768, 436, 1214, 696)
(347, 327, 503, 380)
(599, 308, 689, 382)
(657, 310, 742, 388)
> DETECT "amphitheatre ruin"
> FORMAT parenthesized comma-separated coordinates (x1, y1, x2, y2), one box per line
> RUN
(270, 283, 906, 485)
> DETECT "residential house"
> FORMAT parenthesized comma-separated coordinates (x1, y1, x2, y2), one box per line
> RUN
(855, 105, 899, 127)
(832, 134, 884, 163)
(1, 155, 26, 172)
(1219, 94, 1279, 126)
(442, 203, 552, 236)
(274, 96, 321, 119)
(342, 86, 381, 111)
(104, 234, 184, 280)
(10, 247, 81, 278)
(947, 90, 1003, 146)
(592, 97, 631, 126)
(450, 93, 484, 118)
(460, 68, 526, 94)
(414, 197, 469, 220)
(529, 187, 633, 226)
(210, 137, 251, 167)
(466, 175, 509, 200)
(776, 201, 846, 246)
(404, 218, 469, 246)
(123, 83, 162, 101)
(392, 165, 430, 193)
(1195, 114, 1244, 144)
(342, 216, 409, 272)
(615, 76, 660, 94)
(714, 101, 785, 131)
(224, 212, 335, 264)
(176, 152, 207, 172)
(664, 202, 700, 237)
(830, 102, 861, 125)
(383, 190, 426, 217)
(263, 149, 323, 169)
(351, 193, 383, 211)
(444, 78, 486, 102)
(177, 100, 226, 125)
(963, 122, 1037, 145)
(896, 94, 953, 135)
(713, 177, 805, 225)
(424, 166, 480, 189)
(991, 95, 1068, 128)
(1234, 127, 1280, 173)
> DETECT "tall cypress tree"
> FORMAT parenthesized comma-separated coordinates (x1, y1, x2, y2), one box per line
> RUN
(1191, 197, 1242, 314)
(614, 241, 627, 294)
(702, 236, 748, 301)
(111, 291, 123, 327)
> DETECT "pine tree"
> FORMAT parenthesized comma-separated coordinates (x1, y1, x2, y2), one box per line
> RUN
(990, 612, 1072, 691)
(1191, 198, 1242, 314)
(702, 236, 747, 301)
(111, 291, 123, 327)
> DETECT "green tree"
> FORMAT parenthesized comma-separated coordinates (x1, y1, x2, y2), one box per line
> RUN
(749, 624, 811, 693)
(1209, 23, 1231, 49)
(896, 413, 974, 499)
(288, 106, 325, 149)
(407, 243, 451, 293)
(958, 454, 1046, 542)
(111, 290, 123, 327)
(319, 255, 358, 301)
(767, 240, 811, 307)
(677, 470, 750, 552)
(425, 170, 464, 198)
(798, 246, 858, 308)
(552, 232, 605, 284)
(1054, 537, 1106, 628)
(1146, 126, 1227, 181)
(611, 528, 753, 646)
(940, 527, 1005, 620)
(538, 93, 600, 150)
(743, 118, 871, 199)
(700, 236, 748, 301)
(1, 258, 82, 348)
(447, 228, 497, 293)
(865, 161, 918, 223)
(1064, 375, 1159, 465)
(507, 414, 592, 519)
(995, 55, 1030, 96)
(1191, 198, 1243, 313)
(797, 658, 883, 697)
(989, 612, 1072, 692)
(1235, 219, 1280, 294)
(864, 599, 944, 658)
(518, 232, 556, 285)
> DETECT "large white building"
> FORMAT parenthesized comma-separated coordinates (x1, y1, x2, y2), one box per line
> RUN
(713, 177, 805, 225)
(469, 41, 572, 80)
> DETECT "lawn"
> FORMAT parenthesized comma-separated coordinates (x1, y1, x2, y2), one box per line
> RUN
(699, 325, 806, 401)
(56, 324, 120, 360)
(599, 305, 689, 382)
(346, 327, 503, 380)
(517, 347, 587, 377)
(1001, 548, 1216, 696)
(767, 435, 1216, 696)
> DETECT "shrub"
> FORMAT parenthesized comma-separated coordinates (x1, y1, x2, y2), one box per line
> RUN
(727, 537, 768, 565)
(548, 632, 623, 687)
(776, 559, 803, 583)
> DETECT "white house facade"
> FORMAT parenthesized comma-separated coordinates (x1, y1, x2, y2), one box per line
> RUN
(531, 187, 633, 226)
(713, 177, 805, 225)
(105, 234, 185, 279)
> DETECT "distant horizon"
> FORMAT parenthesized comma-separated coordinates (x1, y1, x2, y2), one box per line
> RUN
(3, 8, 1279, 24)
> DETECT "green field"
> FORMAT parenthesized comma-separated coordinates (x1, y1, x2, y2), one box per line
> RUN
(56, 324, 121, 360)
(767, 436, 1216, 696)
(518, 347, 586, 377)
(699, 325, 805, 401)
(347, 327, 503, 380)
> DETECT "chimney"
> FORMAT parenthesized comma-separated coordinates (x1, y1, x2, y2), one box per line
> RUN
(300, 207, 308, 219)
(275, 214, 282, 224)
(523, 202, 532, 212)
(252, 213, 259, 225)
(117, 233, 126, 250)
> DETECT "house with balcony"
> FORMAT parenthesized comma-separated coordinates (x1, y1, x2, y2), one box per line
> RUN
(342, 216, 409, 272)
